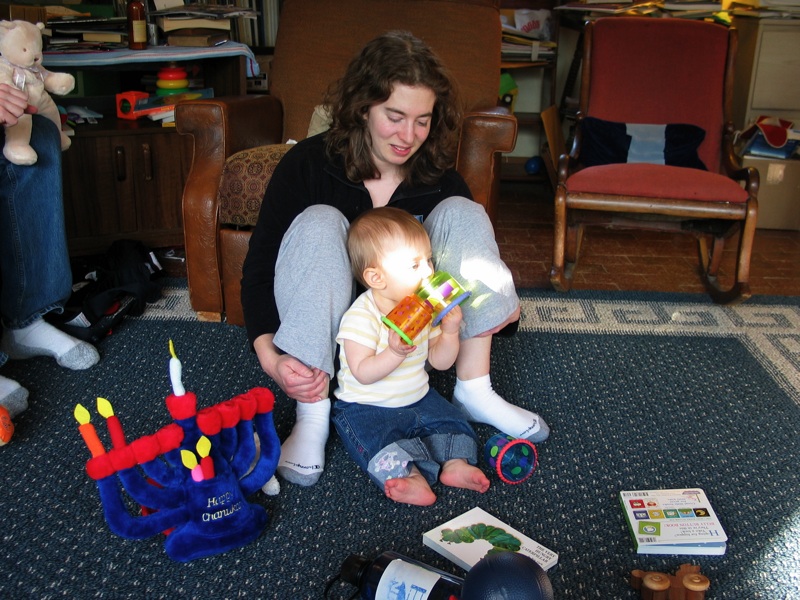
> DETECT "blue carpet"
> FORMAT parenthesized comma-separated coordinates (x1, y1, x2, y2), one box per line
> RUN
(1, 285, 798, 599)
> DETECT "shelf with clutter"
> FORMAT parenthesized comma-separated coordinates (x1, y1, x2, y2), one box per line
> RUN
(20, 7, 260, 255)
(498, 2, 561, 183)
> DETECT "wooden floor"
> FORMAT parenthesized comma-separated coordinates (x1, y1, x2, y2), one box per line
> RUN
(495, 181, 800, 297)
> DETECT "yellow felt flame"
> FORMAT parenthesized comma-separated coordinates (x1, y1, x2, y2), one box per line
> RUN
(169, 339, 178, 360)
(74, 404, 90, 425)
(196, 436, 211, 458)
(180, 449, 198, 469)
(96, 397, 114, 418)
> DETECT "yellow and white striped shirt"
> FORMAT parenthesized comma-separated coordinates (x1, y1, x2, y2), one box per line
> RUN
(335, 290, 439, 407)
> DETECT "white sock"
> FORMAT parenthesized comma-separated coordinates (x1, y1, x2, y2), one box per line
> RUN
(277, 399, 330, 486)
(1, 319, 99, 370)
(453, 375, 550, 443)
(0, 375, 29, 419)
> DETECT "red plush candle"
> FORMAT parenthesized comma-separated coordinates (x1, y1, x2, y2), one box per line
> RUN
(96, 397, 126, 449)
(200, 456, 215, 480)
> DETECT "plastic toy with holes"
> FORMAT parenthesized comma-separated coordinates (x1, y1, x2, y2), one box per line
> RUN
(381, 271, 471, 345)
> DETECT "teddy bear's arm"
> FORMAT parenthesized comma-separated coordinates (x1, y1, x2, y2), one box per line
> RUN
(40, 67, 75, 96)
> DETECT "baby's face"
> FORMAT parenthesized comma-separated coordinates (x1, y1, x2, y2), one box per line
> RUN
(378, 238, 433, 303)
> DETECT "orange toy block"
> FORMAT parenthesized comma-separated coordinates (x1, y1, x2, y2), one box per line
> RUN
(0, 405, 15, 445)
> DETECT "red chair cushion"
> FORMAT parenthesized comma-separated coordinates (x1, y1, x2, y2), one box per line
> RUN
(566, 164, 749, 203)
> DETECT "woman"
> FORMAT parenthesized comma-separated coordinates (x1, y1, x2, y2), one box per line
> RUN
(241, 31, 549, 487)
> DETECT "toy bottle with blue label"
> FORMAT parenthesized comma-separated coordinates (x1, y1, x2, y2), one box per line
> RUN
(340, 550, 463, 599)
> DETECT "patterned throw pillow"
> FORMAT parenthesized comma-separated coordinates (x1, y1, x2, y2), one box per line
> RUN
(218, 144, 293, 227)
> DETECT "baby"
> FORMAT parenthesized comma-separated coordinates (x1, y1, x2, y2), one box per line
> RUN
(332, 207, 489, 506)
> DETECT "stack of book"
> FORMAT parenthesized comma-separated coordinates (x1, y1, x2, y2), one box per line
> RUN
(44, 16, 129, 49)
(658, 0, 724, 19)
(152, 3, 256, 47)
(554, 1, 661, 17)
(501, 25, 557, 64)
(730, 0, 800, 18)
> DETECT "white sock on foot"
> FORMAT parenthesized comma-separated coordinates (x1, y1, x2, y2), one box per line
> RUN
(453, 375, 550, 442)
(1, 319, 99, 370)
(0, 375, 29, 419)
(277, 399, 330, 486)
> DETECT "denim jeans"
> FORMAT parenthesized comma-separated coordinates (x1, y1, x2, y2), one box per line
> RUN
(0, 116, 72, 368)
(332, 388, 479, 488)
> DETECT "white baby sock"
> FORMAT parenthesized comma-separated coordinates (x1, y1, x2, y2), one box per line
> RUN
(0, 375, 29, 419)
(277, 398, 331, 486)
(453, 375, 550, 443)
(1, 319, 99, 370)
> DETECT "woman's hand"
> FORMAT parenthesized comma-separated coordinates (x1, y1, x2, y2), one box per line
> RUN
(254, 334, 329, 403)
(0, 83, 35, 126)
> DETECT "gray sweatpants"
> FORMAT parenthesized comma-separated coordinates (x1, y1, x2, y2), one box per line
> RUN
(272, 197, 519, 377)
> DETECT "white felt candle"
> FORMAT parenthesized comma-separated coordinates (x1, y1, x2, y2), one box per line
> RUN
(169, 339, 185, 396)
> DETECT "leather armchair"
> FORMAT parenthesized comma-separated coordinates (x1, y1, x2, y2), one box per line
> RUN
(176, 0, 517, 325)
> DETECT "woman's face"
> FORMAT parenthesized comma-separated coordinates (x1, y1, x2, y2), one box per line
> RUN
(365, 83, 436, 175)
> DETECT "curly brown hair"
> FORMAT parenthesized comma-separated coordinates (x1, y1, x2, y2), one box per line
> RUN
(323, 30, 463, 186)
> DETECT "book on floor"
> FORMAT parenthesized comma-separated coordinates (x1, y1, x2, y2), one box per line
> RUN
(422, 506, 558, 571)
(619, 488, 727, 555)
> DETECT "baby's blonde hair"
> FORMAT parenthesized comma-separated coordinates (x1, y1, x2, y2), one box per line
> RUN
(347, 207, 429, 288)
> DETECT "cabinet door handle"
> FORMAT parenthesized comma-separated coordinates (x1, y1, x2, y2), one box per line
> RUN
(114, 146, 126, 181)
(142, 143, 153, 181)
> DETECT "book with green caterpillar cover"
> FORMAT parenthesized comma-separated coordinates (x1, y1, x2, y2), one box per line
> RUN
(422, 506, 558, 571)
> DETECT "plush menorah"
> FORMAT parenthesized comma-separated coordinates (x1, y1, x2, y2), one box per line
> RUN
(74, 342, 280, 562)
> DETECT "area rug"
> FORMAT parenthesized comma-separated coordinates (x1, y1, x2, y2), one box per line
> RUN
(1, 283, 798, 599)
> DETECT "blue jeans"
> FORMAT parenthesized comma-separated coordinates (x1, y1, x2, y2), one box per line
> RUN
(0, 116, 72, 368)
(332, 388, 479, 489)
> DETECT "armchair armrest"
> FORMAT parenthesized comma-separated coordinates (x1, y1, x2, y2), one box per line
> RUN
(176, 95, 283, 318)
(457, 109, 517, 225)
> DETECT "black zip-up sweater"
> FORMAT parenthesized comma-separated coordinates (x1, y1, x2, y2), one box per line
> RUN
(240, 133, 473, 346)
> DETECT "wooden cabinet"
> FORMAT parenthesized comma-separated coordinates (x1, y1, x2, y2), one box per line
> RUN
(732, 17, 800, 130)
(44, 45, 252, 256)
(61, 125, 192, 254)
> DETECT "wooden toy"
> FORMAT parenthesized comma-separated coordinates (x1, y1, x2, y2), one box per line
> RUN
(629, 564, 711, 600)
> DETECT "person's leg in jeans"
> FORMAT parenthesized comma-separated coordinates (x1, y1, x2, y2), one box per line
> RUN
(424, 196, 549, 442)
(333, 390, 487, 505)
(272, 205, 354, 485)
(0, 117, 99, 440)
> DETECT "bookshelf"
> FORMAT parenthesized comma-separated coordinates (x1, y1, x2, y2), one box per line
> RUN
(499, 0, 560, 183)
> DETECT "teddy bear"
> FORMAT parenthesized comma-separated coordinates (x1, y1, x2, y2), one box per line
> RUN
(0, 20, 75, 165)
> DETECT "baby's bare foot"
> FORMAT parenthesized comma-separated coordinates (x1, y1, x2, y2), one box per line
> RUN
(440, 459, 490, 493)
(384, 470, 436, 506)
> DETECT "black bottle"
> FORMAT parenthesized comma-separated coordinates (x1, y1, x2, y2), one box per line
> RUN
(341, 550, 464, 599)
